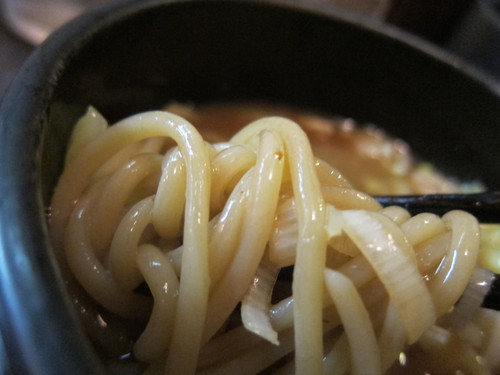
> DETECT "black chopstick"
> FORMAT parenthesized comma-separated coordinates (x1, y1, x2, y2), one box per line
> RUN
(482, 273, 500, 311)
(375, 191, 500, 223)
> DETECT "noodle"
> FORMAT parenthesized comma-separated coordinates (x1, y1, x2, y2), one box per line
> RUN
(49, 106, 496, 375)
(324, 270, 381, 375)
(135, 243, 179, 363)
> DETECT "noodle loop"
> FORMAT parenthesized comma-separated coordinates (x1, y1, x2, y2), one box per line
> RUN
(49, 108, 483, 375)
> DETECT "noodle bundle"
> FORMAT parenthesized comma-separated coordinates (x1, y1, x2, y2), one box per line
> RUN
(50, 107, 486, 374)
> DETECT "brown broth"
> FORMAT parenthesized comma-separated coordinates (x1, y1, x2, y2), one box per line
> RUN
(165, 102, 464, 196)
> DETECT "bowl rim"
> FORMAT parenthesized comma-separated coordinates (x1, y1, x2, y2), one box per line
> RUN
(0, 0, 499, 373)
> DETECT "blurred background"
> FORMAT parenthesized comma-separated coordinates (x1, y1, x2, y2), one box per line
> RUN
(0, 0, 499, 97)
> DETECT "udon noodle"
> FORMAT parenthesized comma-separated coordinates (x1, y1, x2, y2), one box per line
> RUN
(49, 105, 500, 374)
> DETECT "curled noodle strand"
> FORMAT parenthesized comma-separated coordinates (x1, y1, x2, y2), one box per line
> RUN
(49, 108, 484, 375)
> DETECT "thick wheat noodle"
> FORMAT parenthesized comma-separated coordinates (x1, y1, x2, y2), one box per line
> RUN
(324, 269, 381, 375)
(209, 144, 257, 212)
(89, 153, 162, 254)
(208, 170, 253, 288)
(108, 196, 156, 291)
(134, 243, 179, 363)
(65, 190, 152, 320)
(266, 231, 454, 346)
(151, 147, 187, 239)
(202, 129, 285, 343)
(51, 111, 211, 375)
(49, 108, 483, 375)
(232, 118, 328, 374)
(427, 210, 480, 315)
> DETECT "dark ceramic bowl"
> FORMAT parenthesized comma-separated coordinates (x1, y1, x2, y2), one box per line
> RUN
(1, 0, 499, 373)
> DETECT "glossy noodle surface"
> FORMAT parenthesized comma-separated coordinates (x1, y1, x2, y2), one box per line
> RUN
(49, 104, 500, 375)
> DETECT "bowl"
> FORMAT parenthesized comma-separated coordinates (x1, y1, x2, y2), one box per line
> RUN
(1, 0, 499, 373)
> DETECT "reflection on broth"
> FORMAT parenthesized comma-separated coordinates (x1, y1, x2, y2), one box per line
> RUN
(48, 102, 499, 374)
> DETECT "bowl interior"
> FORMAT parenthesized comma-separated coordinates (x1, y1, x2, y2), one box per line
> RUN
(42, 0, 500, 199)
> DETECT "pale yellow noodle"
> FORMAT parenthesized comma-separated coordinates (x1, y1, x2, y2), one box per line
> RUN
(269, 189, 380, 268)
(232, 117, 328, 374)
(270, 295, 295, 332)
(377, 301, 406, 372)
(51, 111, 207, 246)
(337, 252, 377, 287)
(335, 211, 444, 287)
(341, 210, 435, 343)
(51, 111, 211, 375)
(375, 212, 418, 261)
(65, 191, 151, 320)
(90, 153, 162, 254)
(378, 205, 411, 224)
(314, 158, 352, 188)
(321, 185, 382, 211)
(208, 171, 252, 287)
(164, 246, 182, 275)
(203, 130, 285, 342)
(51, 108, 486, 375)
(269, 197, 299, 268)
(109, 197, 155, 291)
(324, 269, 381, 375)
(94, 137, 166, 182)
(134, 244, 179, 363)
(151, 147, 187, 239)
(162, 175, 251, 288)
(414, 232, 451, 274)
(357, 277, 391, 310)
(65, 106, 108, 166)
(269, 220, 451, 334)
(427, 210, 480, 315)
(328, 234, 360, 258)
(400, 212, 446, 246)
(210, 144, 257, 212)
